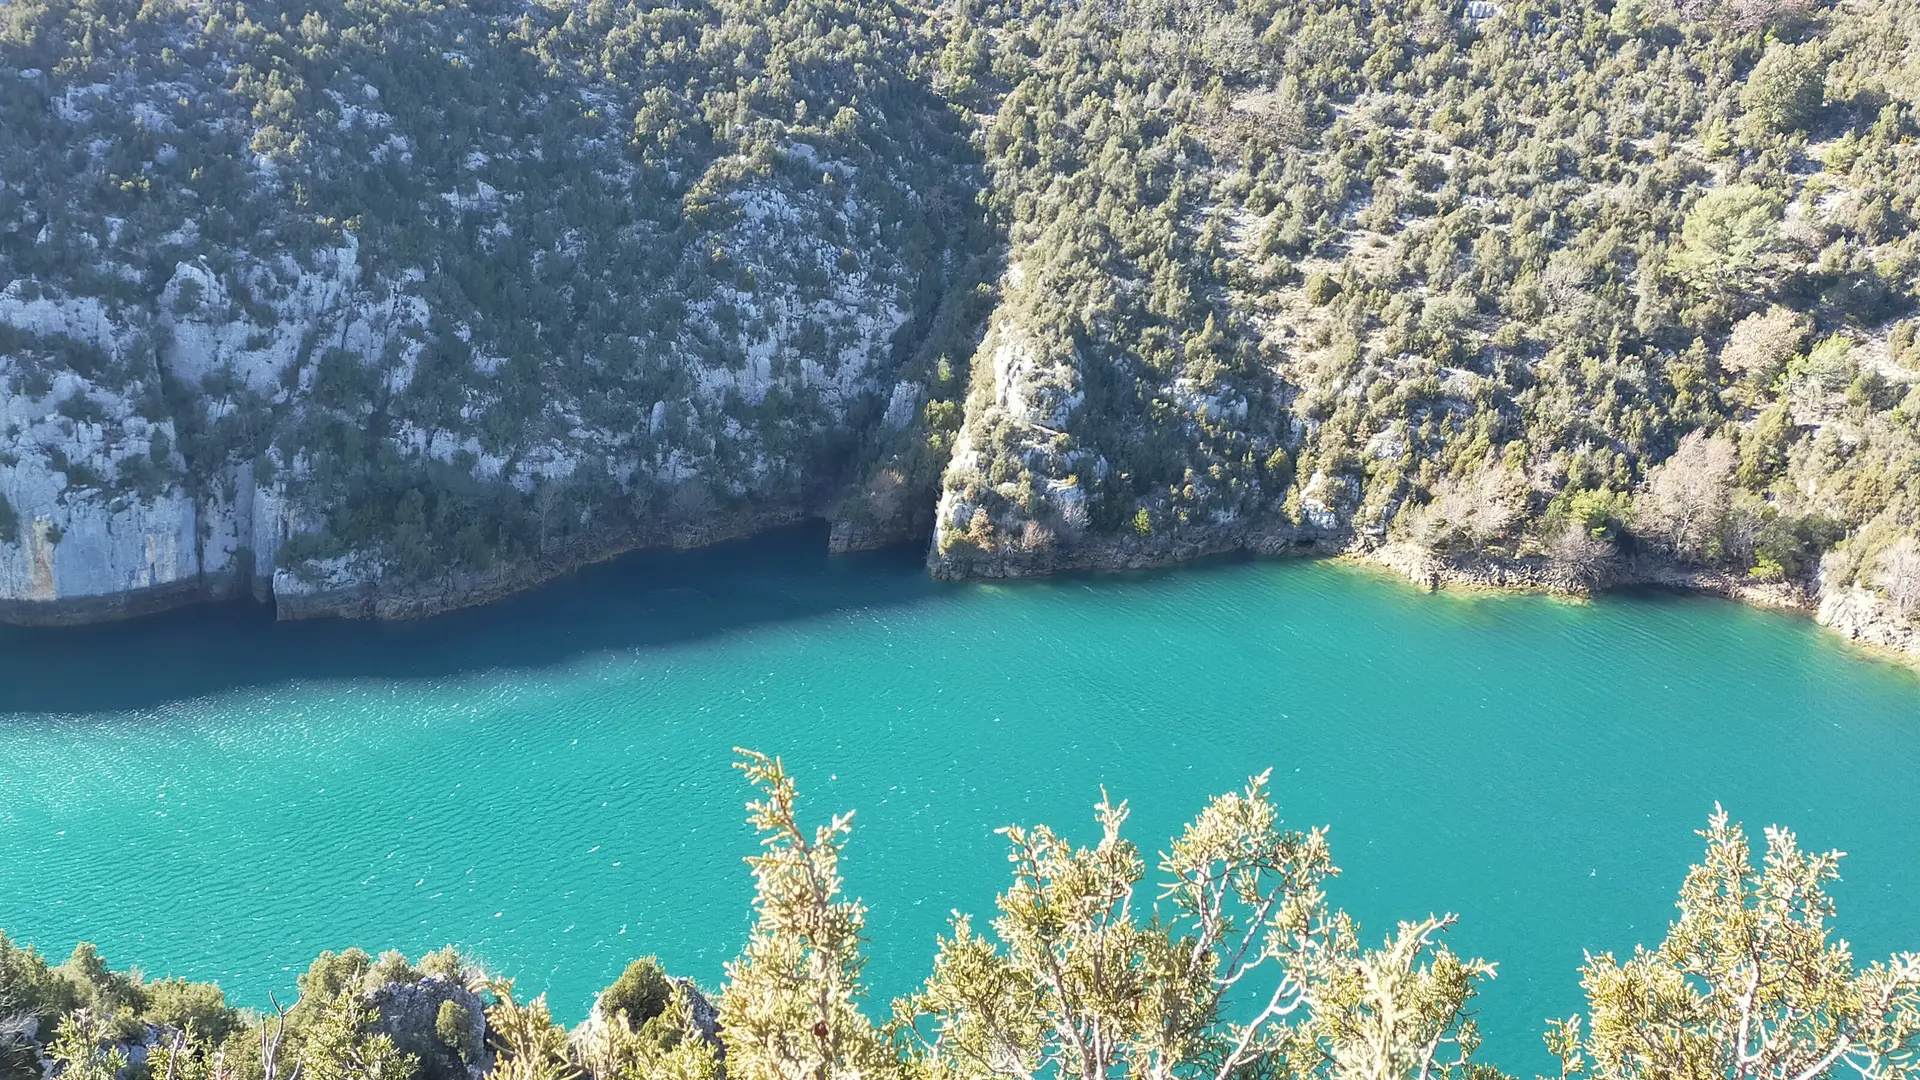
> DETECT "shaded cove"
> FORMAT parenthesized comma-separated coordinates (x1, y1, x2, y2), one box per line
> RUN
(1, 523, 1917, 1074)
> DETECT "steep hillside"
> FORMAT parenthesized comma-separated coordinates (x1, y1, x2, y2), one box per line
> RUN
(5, 0, 1920, 659)
(0, 0, 988, 619)
(923, 0, 1920, 660)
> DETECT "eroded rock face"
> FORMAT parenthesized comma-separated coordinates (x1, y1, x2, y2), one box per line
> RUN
(1816, 584, 1920, 662)
(0, 0, 988, 624)
(0, 200, 938, 623)
(0, 1014, 42, 1080)
(366, 975, 491, 1080)
(0, 285, 231, 621)
(671, 979, 721, 1051)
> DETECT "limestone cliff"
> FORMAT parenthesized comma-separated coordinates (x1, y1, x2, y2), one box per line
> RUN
(8, 0, 1920, 674)
(0, 0, 983, 623)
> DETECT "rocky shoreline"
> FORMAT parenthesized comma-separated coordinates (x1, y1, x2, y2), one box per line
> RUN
(0, 504, 1913, 673)
(0, 499, 890, 625)
(1359, 540, 1813, 610)
(924, 522, 1920, 669)
(273, 478, 947, 620)
(271, 503, 825, 621)
(1368, 544, 1920, 670)
(0, 572, 246, 627)
(925, 521, 1340, 580)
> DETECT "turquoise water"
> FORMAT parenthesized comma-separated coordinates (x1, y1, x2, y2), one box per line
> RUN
(2, 525, 1917, 1073)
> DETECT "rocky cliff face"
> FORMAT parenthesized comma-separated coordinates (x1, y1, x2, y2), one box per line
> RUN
(0, 0, 983, 623)
(0, 199, 934, 622)
(7, 0, 1920, 675)
(367, 974, 493, 1080)
(1815, 582, 1920, 662)
(0, 286, 228, 622)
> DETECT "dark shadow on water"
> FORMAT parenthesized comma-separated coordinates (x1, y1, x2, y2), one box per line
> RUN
(12, 534, 1898, 717)
(0, 521, 949, 715)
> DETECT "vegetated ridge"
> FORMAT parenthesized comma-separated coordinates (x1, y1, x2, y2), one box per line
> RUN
(4, 0, 1920, 661)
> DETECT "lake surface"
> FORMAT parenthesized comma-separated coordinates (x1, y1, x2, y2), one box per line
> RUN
(1, 524, 1917, 1073)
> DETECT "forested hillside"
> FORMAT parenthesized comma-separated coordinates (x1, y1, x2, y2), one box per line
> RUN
(924, 0, 1920, 647)
(3, 0, 1920, 653)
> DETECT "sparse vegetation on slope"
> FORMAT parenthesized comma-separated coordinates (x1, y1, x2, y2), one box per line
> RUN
(4, 0, 1920, 655)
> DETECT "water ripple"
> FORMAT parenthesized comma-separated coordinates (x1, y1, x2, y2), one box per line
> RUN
(1, 547, 1916, 1079)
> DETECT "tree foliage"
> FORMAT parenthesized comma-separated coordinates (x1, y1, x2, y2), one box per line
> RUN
(719, 749, 893, 1080)
(1546, 808, 1920, 1080)
(2, 760, 1918, 1080)
(899, 772, 1497, 1080)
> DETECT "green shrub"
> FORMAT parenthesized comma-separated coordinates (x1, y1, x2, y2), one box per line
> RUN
(1890, 320, 1917, 369)
(296, 949, 374, 1003)
(141, 978, 238, 1043)
(434, 999, 478, 1064)
(1740, 43, 1827, 135)
(599, 957, 672, 1029)
(367, 950, 419, 989)
(416, 946, 470, 982)
(53, 944, 143, 1034)
(1303, 272, 1341, 306)
(0, 933, 71, 1019)
(1564, 489, 1630, 541)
